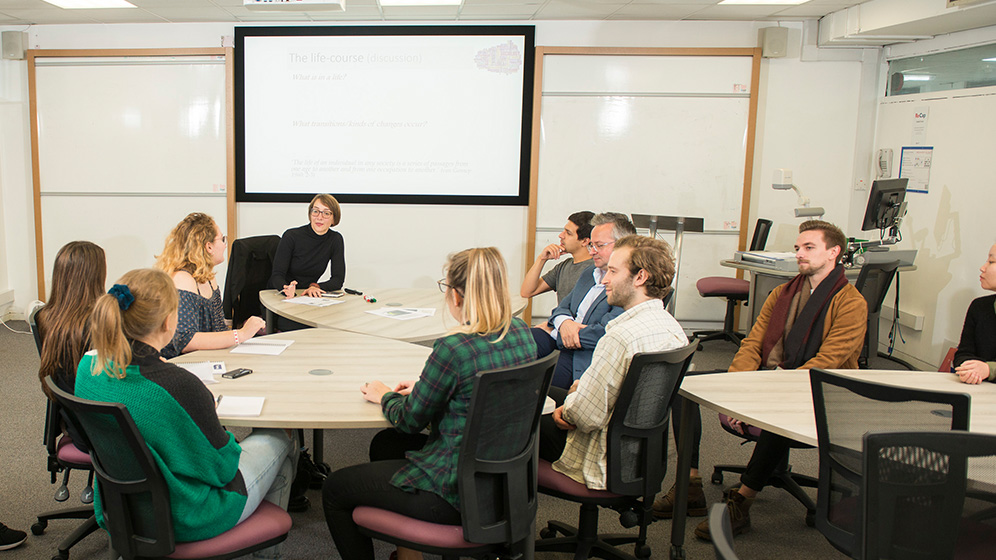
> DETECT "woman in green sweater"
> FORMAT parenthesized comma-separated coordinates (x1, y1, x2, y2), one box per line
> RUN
(75, 268, 296, 546)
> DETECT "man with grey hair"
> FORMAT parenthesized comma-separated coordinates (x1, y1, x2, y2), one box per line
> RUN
(532, 212, 637, 388)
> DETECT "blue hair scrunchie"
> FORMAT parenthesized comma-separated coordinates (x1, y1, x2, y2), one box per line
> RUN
(108, 284, 134, 311)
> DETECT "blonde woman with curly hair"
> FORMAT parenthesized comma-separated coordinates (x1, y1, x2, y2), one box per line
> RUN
(156, 212, 265, 359)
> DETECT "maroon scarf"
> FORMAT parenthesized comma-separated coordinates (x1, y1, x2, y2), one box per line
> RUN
(760, 264, 849, 369)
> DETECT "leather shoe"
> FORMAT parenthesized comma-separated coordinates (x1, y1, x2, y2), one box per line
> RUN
(653, 475, 707, 519)
(694, 488, 753, 541)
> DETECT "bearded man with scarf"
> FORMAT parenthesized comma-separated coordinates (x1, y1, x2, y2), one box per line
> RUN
(694, 220, 867, 541)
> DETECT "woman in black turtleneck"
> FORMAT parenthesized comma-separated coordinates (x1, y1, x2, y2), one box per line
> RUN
(269, 193, 346, 330)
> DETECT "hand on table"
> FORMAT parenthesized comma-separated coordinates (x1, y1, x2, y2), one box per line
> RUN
(552, 406, 576, 431)
(238, 316, 266, 341)
(393, 380, 417, 396)
(361, 381, 392, 403)
(281, 281, 297, 298)
(302, 284, 324, 298)
(559, 320, 585, 349)
(955, 360, 989, 384)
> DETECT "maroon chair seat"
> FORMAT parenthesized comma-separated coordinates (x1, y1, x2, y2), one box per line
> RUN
(352, 507, 485, 551)
(696, 277, 749, 300)
(56, 436, 91, 467)
(537, 460, 622, 501)
(169, 501, 292, 560)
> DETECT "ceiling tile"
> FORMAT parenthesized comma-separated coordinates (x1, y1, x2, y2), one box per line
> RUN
(534, 0, 624, 20)
(774, 2, 852, 17)
(459, 2, 541, 16)
(608, 3, 707, 19)
(307, 5, 382, 18)
(0, 8, 101, 23)
(145, 6, 236, 21)
(683, 4, 781, 20)
(381, 5, 459, 17)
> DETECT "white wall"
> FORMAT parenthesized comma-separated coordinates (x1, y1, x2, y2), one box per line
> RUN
(0, 19, 876, 327)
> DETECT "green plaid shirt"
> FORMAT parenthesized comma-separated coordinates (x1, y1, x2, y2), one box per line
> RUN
(381, 318, 537, 509)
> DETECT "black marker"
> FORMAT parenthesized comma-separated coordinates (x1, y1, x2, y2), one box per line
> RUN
(344, 288, 363, 295)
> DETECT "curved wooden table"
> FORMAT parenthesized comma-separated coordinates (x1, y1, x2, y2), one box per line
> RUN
(260, 288, 527, 344)
(172, 328, 431, 429)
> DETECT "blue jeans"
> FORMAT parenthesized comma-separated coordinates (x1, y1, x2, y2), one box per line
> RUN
(236, 429, 297, 559)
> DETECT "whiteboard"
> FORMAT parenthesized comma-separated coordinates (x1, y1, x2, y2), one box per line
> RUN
(534, 53, 754, 321)
(35, 56, 227, 195)
(31, 52, 229, 299)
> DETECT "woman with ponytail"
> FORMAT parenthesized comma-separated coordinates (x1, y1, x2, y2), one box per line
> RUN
(76, 268, 296, 548)
(322, 248, 538, 560)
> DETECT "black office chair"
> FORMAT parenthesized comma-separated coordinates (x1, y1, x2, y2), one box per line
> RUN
(223, 234, 280, 328)
(535, 343, 697, 560)
(862, 431, 996, 560)
(709, 503, 741, 560)
(353, 351, 557, 559)
(45, 377, 292, 560)
(29, 303, 100, 560)
(810, 369, 971, 558)
(693, 218, 772, 345)
(853, 260, 910, 370)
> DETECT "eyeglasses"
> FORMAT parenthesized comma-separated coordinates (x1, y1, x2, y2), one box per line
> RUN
(213, 235, 226, 244)
(585, 240, 615, 252)
(437, 279, 454, 293)
(311, 208, 333, 218)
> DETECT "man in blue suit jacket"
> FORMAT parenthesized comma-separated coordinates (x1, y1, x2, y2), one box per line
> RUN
(533, 212, 637, 388)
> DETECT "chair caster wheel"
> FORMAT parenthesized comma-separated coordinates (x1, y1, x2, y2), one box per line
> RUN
(711, 471, 723, 485)
(31, 521, 47, 535)
(635, 545, 652, 558)
(805, 511, 816, 527)
(539, 527, 556, 539)
(52, 554, 68, 560)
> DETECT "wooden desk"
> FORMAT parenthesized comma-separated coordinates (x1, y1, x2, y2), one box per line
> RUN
(260, 288, 527, 344)
(667, 369, 996, 559)
(172, 329, 431, 429)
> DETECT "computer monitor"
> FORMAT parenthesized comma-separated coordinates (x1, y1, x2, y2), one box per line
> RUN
(861, 178, 908, 232)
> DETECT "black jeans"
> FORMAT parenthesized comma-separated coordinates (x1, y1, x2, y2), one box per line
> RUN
(740, 430, 793, 492)
(322, 459, 461, 560)
(531, 327, 575, 389)
(539, 386, 569, 462)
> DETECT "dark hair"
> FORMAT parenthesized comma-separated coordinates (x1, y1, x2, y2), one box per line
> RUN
(591, 212, 637, 240)
(799, 220, 847, 262)
(38, 241, 107, 398)
(614, 235, 675, 300)
(568, 211, 595, 241)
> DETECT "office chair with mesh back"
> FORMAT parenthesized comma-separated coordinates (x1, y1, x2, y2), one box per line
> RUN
(693, 219, 772, 345)
(535, 343, 697, 560)
(853, 260, 904, 370)
(863, 431, 996, 560)
(45, 377, 292, 560)
(810, 368, 970, 558)
(29, 304, 100, 560)
(353, 352, 557, 560)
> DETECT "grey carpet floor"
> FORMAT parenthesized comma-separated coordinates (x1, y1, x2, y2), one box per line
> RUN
(0, 320, 886, 559)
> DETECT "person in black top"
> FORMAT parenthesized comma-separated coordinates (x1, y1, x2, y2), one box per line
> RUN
(954, 242, 996, 384)
(269, 194, 346, 331)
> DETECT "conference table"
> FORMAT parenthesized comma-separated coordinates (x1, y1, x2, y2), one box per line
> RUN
(260, 288, 527, 344)
(666, 368, 996, 559)
(172, 328, 432, 429)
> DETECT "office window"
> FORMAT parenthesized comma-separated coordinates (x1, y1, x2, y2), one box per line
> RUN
(887, 43, 996, 96)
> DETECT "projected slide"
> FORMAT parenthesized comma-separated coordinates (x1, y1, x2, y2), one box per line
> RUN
(236, 27, 534, 204)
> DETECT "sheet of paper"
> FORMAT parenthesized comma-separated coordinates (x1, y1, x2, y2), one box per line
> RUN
(176, 361, 226, 385)
(216, 396, 265, 417)
(282, 296, 342, 307)
(230, 338, 295, 355)
(366, 307, 432, 321)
